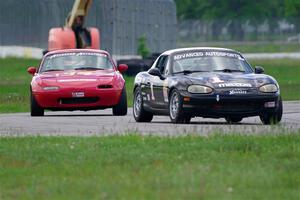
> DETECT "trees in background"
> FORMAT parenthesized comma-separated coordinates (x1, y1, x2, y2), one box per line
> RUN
(175, 0, 300, 40)
(284, 0, 300, 32)
(175, 0, 300, 20)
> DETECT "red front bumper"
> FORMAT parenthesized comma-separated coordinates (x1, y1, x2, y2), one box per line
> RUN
(33, 87, 122, 110)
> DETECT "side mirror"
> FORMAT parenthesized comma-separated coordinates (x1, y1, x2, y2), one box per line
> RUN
(255, 66, 264, 74)
(117, 64, 128, 74)
(27, 67, 37, 75)
(148, 68, 165, 80)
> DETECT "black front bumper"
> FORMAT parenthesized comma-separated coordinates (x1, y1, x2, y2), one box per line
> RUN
(179, 91, 280, 118)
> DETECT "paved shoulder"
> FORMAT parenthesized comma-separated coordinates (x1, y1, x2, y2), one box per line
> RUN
(1, 101, 299, 136)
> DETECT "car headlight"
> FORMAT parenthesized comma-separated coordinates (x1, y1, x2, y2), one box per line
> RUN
(259, 84, 278, 93)
(43, 86, 60, 91)
(188, 85, 213, 94)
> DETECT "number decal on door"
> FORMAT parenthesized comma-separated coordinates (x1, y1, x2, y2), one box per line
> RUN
(150, 82, 155, 100)
(163, 80, 168, 102)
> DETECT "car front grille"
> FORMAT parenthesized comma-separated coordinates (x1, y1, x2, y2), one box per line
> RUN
(59, 97, 99, 105)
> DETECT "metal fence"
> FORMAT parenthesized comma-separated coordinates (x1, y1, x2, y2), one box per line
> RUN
(178, 18, 300, 44)
(0, 0, 177, 55)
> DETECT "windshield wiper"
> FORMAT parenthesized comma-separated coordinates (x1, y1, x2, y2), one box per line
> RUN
(173, 70, 208, 75)
(43, 69, 64, 72)
(75, 67, 104, 70)
(213, 69, 245, 73)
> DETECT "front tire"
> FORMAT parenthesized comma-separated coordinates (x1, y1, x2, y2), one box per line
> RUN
(30, 92, 44, 116)
(133, 87, 153, 122)
(260, 97, 283, 125)
(169, 89, 191, 124)
(113, 87, 128, 116)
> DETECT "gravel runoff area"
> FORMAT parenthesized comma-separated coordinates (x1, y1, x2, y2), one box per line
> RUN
(0, 101, 299, 136)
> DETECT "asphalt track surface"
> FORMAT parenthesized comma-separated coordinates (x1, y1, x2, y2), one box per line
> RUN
(0, 101, 299, 136)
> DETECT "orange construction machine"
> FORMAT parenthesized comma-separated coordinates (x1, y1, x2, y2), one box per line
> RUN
(47, 0, 100, 52)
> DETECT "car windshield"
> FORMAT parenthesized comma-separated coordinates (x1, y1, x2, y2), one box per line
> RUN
(40, 52, 114, 72)
(172, 51, 253, 74)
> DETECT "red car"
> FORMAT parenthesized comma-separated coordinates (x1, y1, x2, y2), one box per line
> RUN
(27, 49, 128, 116)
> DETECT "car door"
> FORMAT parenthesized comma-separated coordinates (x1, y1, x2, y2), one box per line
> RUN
(151, 55, 169, 109)
(141, 58, 161, 109)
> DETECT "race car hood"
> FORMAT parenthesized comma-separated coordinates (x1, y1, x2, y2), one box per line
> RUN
(37, 70, 116, 87)
(186, 72, 277, 88)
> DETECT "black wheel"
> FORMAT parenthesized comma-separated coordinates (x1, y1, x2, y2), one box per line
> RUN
(133, 87, 153, 122)
(225, 117, 243, 124)
(169, 89, 191, 124)
(30, 92, 44, 116)
(113, 87, 128, 116)
(260, 97, 283, 125)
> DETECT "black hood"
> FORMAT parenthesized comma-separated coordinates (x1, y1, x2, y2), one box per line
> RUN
(186, 72, 277, 88)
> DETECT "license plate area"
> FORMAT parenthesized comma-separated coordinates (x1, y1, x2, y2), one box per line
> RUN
(72, 92, 85, 98)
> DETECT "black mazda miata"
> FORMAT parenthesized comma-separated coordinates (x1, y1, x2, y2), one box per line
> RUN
(132, 47, 282, 124)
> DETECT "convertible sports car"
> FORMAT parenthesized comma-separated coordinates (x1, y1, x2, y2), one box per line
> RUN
(133, 47, 282, 124)
(27, 49, 128, 116)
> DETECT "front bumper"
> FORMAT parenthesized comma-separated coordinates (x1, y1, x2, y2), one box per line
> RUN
(33, 87, 122, 110)
(179, 90, 280, 118)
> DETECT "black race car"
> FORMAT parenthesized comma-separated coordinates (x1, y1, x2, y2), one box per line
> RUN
(132, 47, 282, 124)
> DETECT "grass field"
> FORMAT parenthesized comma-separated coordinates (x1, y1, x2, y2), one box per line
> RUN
(0, 134, 300, 199)
(0, 57, 299, 113)
(250, 59, 300, 101)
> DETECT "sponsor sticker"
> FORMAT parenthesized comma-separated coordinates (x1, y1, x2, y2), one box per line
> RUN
(210, 76, 224, 83)
(48, 52, 107, 59)
(229, 89, 247, 95)
(63, 71, 76, 76)
(58, 79, 97, 82)
(77, 72, 93, 75)
(216, 94, 220, 102)
(218, 83, 252, 88)
(174, 51, 244, 61)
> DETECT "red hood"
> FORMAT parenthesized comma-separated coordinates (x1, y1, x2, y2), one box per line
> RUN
(37, 69, 116, 87)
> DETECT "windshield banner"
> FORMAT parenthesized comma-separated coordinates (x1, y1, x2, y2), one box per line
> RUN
(174, 51, 243, 60)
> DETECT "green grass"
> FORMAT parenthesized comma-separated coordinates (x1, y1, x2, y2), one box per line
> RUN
(0, 58, 36, 113)
(249, 59, 300, 100)
(0, 134, 300, 199)
(0, 57, 299, 113)
(124, 76, 134, 107)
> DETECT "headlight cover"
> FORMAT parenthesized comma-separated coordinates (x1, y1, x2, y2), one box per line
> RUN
(259, 84, 278, 93)
(188, 85, 213, 94)
(43, 86, 60, 91)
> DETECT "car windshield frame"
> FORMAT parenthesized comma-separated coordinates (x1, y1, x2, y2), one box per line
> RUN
(39, 52, 114, 73)
(170, 50, 253, 74)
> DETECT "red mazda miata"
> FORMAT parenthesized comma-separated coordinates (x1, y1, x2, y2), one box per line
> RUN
(27, 49, 128, 116)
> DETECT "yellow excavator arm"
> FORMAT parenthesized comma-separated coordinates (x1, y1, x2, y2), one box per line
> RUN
(65, 0, 93, 28)
(47, 0, 99, 51)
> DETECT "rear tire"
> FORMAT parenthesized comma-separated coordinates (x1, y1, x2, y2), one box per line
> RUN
(260, 97, 283, 125)
(225, 117, 243, 124)
(30, 92, 44, 116)
(113, 87, 128, 116)
(169, 89, 191, 124)
(133, 87, 153, 122)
